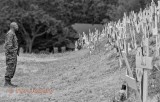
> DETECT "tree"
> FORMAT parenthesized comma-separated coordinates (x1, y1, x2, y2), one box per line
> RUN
(0, 0, 122, 53)
(139, 0, 158, 9)
(18, 6, 61, 53)
(0, 0, 62, 53)
(39, 0, 119, 25)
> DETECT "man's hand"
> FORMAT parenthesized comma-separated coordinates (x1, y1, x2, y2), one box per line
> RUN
(17, 51, 19, 56)
(17, 48, 20, 56)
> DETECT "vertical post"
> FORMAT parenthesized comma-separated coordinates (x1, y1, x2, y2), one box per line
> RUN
(158, 35, 160, 56)
(124, 39, 131, 99)
(143, 38, 149, 102)
(140, 79, 142, 100)
(126, 69, 129, 98)
(156, 35, 159, 56)
(156, 35, 157, 56)
(75, 41, 78, 51)
(143, 71, 148, 102)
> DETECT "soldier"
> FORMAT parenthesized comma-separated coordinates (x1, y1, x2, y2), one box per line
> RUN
(4, 22, 19, 87)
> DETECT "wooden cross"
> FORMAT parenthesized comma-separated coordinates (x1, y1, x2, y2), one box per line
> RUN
(157, 1, 160, 22)
(152, 12, 158, 36)
(155, 35, 160, 56)
(124, 50, 142, 101)
(75, 41, 78, 51)
(136, 55, 152, 70)
(115, 37, 141, 101)
(102, 2, 158, 102)
(140, 26, 152, 102)
(124, 28, 152, 102)
(135, 20, 141, 34)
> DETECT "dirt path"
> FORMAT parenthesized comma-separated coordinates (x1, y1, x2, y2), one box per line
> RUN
(0, 49, 124, 102)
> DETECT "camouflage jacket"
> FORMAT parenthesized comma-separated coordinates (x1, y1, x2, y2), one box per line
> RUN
(4, 30, 18, 52)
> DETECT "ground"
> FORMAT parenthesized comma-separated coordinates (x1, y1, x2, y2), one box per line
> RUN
(0, 45, 158, 102)
(0, 44, 126, 102)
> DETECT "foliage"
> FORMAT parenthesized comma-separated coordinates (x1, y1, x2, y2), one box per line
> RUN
(0, 0, 78, 53)
(0, 0, 153, 53)
(38, 0, 118, 24)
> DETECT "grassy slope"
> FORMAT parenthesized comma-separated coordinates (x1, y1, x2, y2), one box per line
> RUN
(0, 42, 159, 102)
(0, 45, 125, 102)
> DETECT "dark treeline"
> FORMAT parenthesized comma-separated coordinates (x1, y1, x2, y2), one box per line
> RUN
(0, 0, 158, 53)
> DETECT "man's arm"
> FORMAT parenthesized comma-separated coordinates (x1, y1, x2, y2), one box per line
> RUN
(5, 33, 18, 52)
(15, 31, 20, 56)
(17, 44, 20, 56)
(5, 33, 14, 51)
(13, 34, 19, 56)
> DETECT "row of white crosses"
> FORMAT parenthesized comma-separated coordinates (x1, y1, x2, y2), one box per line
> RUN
(86, 0, 160, 102)
(75, 32, 89, 51)
(83, 29, 102, 54)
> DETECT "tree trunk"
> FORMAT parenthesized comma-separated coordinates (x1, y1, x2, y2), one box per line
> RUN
(25, 39, 32, 53)
(28, 41, 32, 53)
(28, 37, 35, 53)
(21, 24, 46, 53)
(20, 23, 37, 53)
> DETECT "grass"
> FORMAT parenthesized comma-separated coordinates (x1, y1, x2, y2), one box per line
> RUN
(0, 32, 159, 102)
(0, 44, 4, 53)
(90, 33, 160, 102)
(0, 48, 126, 102)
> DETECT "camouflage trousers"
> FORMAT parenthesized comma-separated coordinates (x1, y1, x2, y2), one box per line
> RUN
(5, 50, 17, 81)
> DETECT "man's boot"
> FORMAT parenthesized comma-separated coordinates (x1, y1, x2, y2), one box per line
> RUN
(4, 79, 18, 88)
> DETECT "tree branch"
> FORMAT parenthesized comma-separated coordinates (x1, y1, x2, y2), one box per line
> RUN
(30, 23, 36, 36)
(34, 31, 47, 38)
(36, 25, 44, 34)
(19, 22, 29, 37)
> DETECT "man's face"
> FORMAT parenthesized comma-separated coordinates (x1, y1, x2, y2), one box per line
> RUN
(10, 22, 19, 31)
(14, 24, 19, 31)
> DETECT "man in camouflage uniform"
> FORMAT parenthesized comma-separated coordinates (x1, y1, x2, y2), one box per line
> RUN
(4, 22, 19, 87)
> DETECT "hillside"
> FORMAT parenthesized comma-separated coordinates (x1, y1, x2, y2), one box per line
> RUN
(0, 43, 160, 102)
(0, 43, 127, 102)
